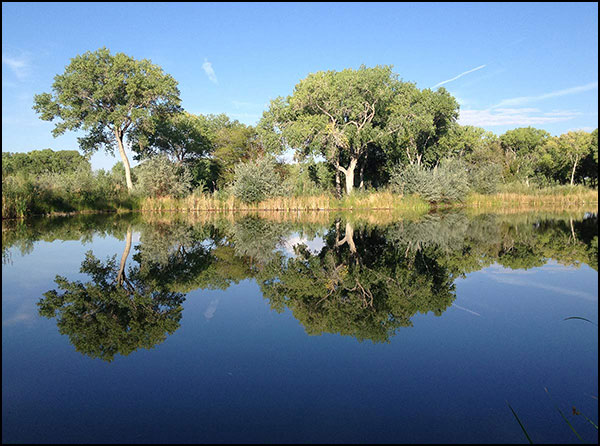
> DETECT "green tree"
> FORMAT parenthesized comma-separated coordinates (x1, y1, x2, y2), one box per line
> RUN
(131, 111, 212, 166)
(2, 149, 90, 177)
(257, 220, 456, 342)
(579, 128, 598, 187)
(544, 131, 593, 185)
(387, 87, 459, 168)
(210, 117, 264, 187)
(33, 47, 181, 191)
(38, 229, 185, 361)
(262, 65, 417, 196)
(499, 127, 550, 184)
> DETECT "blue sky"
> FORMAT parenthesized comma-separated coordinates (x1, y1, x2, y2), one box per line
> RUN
(2, 2, 598, 170)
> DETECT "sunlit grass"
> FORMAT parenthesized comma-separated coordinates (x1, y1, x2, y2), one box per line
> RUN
(139, 191, 431, 213)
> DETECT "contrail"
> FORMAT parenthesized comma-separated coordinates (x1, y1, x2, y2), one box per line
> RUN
(452, 303, 481, 317)
(433, 64, 486, 88)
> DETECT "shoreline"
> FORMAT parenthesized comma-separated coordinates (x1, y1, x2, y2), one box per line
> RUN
(2, 200, 598, 221)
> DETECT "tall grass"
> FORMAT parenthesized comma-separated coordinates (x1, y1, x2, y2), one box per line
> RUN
(139, 190, 431, 214)
(2, 171, 137, 219)
(466, 185, 597, 210)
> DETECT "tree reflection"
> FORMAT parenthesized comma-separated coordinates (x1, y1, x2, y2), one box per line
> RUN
(38, 227, 185, 362)
(258, 220, 456, 342)
(31, 211, 598, 358)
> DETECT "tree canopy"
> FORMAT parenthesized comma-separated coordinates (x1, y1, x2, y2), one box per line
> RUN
(33, 47, 181, 191)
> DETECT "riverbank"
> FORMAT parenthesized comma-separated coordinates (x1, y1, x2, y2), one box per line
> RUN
(2, 188, 597, 220)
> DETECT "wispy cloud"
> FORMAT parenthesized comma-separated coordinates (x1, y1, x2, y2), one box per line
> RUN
(487, 274, 597, 301)
(567, 126, 597, 132)
(202, 58, 218, 84)
(204, 298, 220, 320)
(459, 108, 580, 127)
(2, 53, 31, 80)
(433, 64, 486, 88)
(493, 82, 598, 108)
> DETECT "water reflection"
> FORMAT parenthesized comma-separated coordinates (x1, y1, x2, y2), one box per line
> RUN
(3, 210, 597, 361)
(37, 227, 185, 362)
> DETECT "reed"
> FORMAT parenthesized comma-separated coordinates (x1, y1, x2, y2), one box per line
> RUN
(466, 186, 598, 210)
(139, 191, 431, 213)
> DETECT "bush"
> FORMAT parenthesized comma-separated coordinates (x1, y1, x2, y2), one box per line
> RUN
(232, 157, 283, 204)
(390, 159, 471, 203)
(468, 163, 503, 194)
(134, 156, 192, 199)
(2, 167, 134, 219)
(2, 174, 37, 218)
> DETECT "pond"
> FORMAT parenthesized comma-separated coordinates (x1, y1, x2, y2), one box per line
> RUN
(2, 210, 598, 444)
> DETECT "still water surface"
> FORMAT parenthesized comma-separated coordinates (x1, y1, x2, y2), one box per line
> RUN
(2, 211, 598, 443)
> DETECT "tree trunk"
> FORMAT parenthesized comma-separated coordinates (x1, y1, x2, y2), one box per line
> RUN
(344, 158, 358, 195)
(336, 222, 356, 253)
(117, 227, 132, 286)
(359, 164, 364, 189)
(359, 151, 368, 189)
(334, 154, 342, 198)
(570, 156, 579, 186)
(116, 131, 134, 191)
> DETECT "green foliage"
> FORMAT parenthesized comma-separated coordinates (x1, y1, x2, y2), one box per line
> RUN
(2, 167, 134, 219)
(210, 116, 264, 187)
(134, 155, 192, 198)
(33, 47, 181, 189)
(544, 130, 594, 185)
(2, 174, 37, 218)
(259, 65, 459, 194)
(389, 158, 470, 203)
(282, 162, 333, 196)
(232, 157, 283, 204)
(38, 250, 185, 362)
(469, 162, 503, 194)
(131, 111, 213, 164)
(2, 149, 90, 177)
(499, 127, 551, 184)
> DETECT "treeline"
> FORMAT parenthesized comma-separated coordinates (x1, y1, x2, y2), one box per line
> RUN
(2, 48, 598, 217)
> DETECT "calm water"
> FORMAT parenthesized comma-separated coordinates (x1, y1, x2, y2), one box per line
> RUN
(2, 211, 598, 444)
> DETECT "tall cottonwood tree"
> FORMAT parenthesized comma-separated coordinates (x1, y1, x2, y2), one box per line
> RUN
(33, 47, 181, 191)
(261, 65, 458, 195)
(262, 66, 406, 195)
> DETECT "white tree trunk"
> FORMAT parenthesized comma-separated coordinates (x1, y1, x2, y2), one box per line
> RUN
(344, 158, 358, 195)
(570, 156, 579, 186)
(117, 227, 132, 286)
(116, 132, 134, 191)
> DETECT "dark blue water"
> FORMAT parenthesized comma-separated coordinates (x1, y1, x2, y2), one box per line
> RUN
(2, 212, 598, 443)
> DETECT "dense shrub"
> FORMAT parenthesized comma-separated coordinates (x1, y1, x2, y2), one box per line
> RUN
(232, 158, 283, 204)
(134, 156, 192, 198)
(390, 159, 471, 203)
(468, 163, 503, 194)
(2, 168, 133, 219)
(2, 174, 37, 218)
